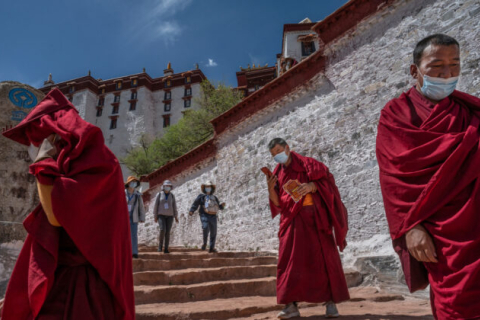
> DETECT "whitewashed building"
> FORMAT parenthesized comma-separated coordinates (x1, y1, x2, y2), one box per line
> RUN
(39, 64, 207, 178)
(276, 17, 321, 76)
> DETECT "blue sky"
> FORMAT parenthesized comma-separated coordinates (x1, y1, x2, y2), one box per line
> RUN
(0, 0, 348, 89)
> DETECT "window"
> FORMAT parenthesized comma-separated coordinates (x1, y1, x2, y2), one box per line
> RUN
(98, 98, 105, 106)
(184, 99, 191, 108)
(163, 115, 170, 128)
(131, 79, 138, 87)
(185, 88, 192, 96)
(112, 105, 119, 114)
(131, 92, 137, 100)
(254, 85, 260, 91)
(129, 102, 136, 111)
(164, 91, 171, 100)
(69, 86, 75, 93)
(301, 41, 316, 56)
(114, 95, 120, 103)
(96, 108, 103, 117)
(164, 103, 171, 112)
(116, 81, 122, 90)
(110, 118, 117, 130)
(185, 76, 191, 84)
(165, 80, 171, 88)
(99, 88, 106, 95)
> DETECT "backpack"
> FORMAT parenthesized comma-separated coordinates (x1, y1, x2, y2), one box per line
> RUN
(204, 195, 220, 214)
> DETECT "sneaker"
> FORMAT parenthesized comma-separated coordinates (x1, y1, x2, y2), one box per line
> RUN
(164, 249, 170, 254)
(209, 248, 218, 254)
(201, 244, 207, 251)
(277, 303, 300, 319)
(325, 302, 339, 318)
(157, 247, 162, 252)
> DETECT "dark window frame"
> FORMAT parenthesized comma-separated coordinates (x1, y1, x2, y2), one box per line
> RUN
(110, 118, 117, 130)
(301, 41, 316, 56)
(163, 115, 171, 128)
(164, 103, 171, 112)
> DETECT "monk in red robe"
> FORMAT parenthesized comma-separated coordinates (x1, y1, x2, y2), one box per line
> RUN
(377, 34, 480, 319)
(266, 138, 350, 319)
(1, 89, 135, 319)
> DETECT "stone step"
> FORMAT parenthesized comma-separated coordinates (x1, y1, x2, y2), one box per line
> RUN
(134, 277, 276, 305)
(135, 296, 284, 320)
(133, 256, 278, 272)
(134, 265, 277, 286)
(139, 246, 201, 253)
(138, 251, 276, 261)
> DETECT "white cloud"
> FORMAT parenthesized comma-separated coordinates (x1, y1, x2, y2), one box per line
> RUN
(129, 0, 192, 45)
(206, 59, 218, 67)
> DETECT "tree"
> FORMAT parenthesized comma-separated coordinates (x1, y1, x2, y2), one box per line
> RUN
(121, 80, 243, 176)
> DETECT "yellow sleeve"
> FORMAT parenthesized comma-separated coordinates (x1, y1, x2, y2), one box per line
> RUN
(37, 181, 61, 227)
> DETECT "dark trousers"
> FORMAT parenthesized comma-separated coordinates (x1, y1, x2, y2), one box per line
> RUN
(200, 214, 217, 249)
(158, 215, 174, 250)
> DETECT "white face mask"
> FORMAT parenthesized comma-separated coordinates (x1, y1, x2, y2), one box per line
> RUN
(28, 144, 39, 162)
(164, 186, 171, 192)
(418, 68, 459, 101)
(205, 187, 212, 194)
(129, 182, 138, 189)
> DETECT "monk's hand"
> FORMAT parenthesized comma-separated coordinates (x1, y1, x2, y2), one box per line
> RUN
(267, 175, 277, 191)
(296, 182, 315, 196)
(175, 217, 179, 223)
(189, 211, 194, 216)
(406, 224, 438, 263)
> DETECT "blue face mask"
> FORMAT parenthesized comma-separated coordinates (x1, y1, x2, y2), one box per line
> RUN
(273, 151, 289, 164)
(419, 69, 459, 101)
(205, 187, 212, 194)
(129, 182, 138, 189)
(164, 186, 171, 192)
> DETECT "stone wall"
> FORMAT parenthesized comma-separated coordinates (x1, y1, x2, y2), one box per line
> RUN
(0, 82, 44, 243)
(138, 0, 480, 273)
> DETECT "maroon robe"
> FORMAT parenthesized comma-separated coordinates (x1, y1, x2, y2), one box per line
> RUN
(269, 151, 350, 304)
(377, 87, 480, 319)
(1, 89, 135, 320)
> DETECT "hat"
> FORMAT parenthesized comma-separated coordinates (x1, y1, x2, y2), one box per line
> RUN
(2, 88, 77, 146)
(162, 180, 173, 191)
(125, 176, 140, 188)
(201, 180, 216, 194)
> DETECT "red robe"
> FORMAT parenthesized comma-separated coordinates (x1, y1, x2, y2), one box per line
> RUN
(270, 152, 350, 304)
(377, 87, 480, 319)
(1, 89, 135, 320)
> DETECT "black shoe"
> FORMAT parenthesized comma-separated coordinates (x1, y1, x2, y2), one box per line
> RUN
(164, 249, 170, 254)
(133, 254, 139, 259)
(209, 248, 217, 254)
(201, 244, 207, 251)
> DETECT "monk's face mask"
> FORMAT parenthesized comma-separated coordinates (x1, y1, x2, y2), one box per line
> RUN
(418, 68, 459, 101)
(27, 144, 40, 162)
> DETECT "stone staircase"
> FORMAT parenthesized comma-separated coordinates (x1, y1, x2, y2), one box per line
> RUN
(134, 246, 362, 320)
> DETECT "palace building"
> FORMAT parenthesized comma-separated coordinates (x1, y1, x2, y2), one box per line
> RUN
(39, 63, 207, 178)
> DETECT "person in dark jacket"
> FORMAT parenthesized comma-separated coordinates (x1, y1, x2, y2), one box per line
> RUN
(153, 180, 178, 254)
(189, 181, 226, 253)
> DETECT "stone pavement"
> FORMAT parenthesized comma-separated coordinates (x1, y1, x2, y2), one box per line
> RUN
(134, 246, 433, 320)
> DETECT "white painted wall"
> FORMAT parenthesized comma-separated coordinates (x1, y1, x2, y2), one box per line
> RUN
(69, 83, 202, 179)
